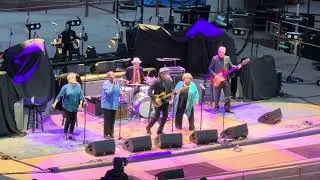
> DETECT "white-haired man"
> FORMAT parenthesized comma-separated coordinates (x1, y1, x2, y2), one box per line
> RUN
(208, 46, 241, 113)
(125, 57, 144, 84)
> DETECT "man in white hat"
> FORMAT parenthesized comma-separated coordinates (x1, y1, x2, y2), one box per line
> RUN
(125, 57, 144, 84)
(146, 67, 174, 135)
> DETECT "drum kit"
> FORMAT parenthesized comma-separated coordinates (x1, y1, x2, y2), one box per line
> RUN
(122, 58, 183, 120)
(120, 76, 157, 120)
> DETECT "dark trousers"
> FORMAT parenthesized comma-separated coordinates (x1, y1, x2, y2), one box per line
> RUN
(63, 109, 77, 134)
(146, 103, 169, 134)
(175, 107, 195, 130)
(230, 76, 238, 99)
(214, 81, 231, 111)
(103, 109, 116, 136)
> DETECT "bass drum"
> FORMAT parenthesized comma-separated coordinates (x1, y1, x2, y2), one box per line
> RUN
(132, 93, 154, 118)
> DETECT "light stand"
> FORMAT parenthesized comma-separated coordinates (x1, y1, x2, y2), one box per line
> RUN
(8, 28, 13, 48)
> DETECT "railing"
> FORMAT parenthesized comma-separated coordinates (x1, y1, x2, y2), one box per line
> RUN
(179, 159, 320, 180)
(0, 0, 128, 17)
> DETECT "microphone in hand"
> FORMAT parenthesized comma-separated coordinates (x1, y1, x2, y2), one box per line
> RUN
(199, 83, 206, 90)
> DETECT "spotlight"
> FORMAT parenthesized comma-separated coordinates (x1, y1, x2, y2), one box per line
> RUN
(120, 20, 135, 28)
(232, 28, 248, 36)
(25, 23, 41, 30)
(174, 23, 191, 31)
(285, 32, 302, 40)
(66, 20, 81, 27)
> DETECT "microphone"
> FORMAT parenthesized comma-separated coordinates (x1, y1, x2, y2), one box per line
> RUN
(149, 16, 152, 23)
(114, 18, 121, 24)
(10, 28, 13, 36)
(51, 21, 58, 26)
(199, 83, 206, 90)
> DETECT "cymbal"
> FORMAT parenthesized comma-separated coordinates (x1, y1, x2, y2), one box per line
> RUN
(127, 83, 145, 86)
(156, 58, 181, 62)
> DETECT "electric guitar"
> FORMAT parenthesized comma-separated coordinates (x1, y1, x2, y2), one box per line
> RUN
(153, 85, 189, 107)
(210, 58, 250, 88)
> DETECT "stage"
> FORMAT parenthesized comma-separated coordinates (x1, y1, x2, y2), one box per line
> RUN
(0, 97, 320, 179)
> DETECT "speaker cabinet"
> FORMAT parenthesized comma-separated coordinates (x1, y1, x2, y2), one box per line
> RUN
(155, 168, 184, 180)
(154, 133, 183, 149)
(122, 135, 152, 152)
(220, 124, 248, 140)
(85, 139, 115, 156)
(189, 129, 218, 145)
(258, 108, 282, 124)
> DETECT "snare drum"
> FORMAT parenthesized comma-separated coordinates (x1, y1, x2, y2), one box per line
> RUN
(132, 93, 154, 118)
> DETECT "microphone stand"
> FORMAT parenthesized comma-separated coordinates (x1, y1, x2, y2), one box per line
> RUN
(200, 88, 205, 130)
(118, 81, 124, 140)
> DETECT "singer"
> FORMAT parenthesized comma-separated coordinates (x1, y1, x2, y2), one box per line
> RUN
(52, 72, 84, 140)
(101, 71, 121, 139)
(173, 73, 199, 131)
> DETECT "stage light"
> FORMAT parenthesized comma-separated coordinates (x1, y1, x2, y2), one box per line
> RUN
(232, 28, 248, 36)
(174, 23, 190, 31)
(120, 20, 135, 28)
(25, 23, 41, 30)
(285, 32, 302, 40)
(66, 20, 81, 27)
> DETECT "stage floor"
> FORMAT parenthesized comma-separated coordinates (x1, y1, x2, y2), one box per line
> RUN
(0, 98, 319, 159)
(0, 98, 320, 179)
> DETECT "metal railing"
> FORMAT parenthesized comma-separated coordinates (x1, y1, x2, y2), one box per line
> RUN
(0, 0, 128, 17)
(179, 159, 320, 180)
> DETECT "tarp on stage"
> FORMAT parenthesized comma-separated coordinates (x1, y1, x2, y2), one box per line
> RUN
(2, 39, 55, 105)
(126, 20, 237, 75)
(0, 72, 23, 137)
(240, 55, 279, 100)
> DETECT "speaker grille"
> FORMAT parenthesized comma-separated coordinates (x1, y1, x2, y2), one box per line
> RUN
(155, 133, 183, 149)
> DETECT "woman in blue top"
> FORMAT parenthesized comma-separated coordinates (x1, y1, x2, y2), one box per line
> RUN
(101, 71, 121, 139)
(52, 73, 84, 140)
(173, 73, 199, 131)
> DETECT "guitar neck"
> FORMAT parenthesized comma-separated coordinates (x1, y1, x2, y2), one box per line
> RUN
(223, 67, 238, 77)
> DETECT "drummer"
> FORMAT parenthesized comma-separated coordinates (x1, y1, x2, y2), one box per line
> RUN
(125, 57, 144, 84)
(125, 57, 145, 94)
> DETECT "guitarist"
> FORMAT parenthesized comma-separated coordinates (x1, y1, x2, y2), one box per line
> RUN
(146, 67, 174, 135)
(209, 46, 242, 113)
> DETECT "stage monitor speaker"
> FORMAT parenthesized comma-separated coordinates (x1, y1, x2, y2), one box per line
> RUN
(189, 129, 218, 145)
(155, 168, 184, 180)
(122, 135, 152, 152)
(85, 139, 115, 156)
(258, 108, 282, 124)
(155, 133, 183, 149)
(220, 124, 248, 140)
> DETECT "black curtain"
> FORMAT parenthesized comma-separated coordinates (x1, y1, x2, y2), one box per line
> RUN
(3, 39, 55, 105)
(126, 23, 237, 75)
(240, 55, 278, 100)
(0, 72, 23, 137)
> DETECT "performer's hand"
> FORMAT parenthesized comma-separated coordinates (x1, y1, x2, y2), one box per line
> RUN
(52, 103, 57, 109)
(237, 64, 242, 69)
(78, 105, 83, 111)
